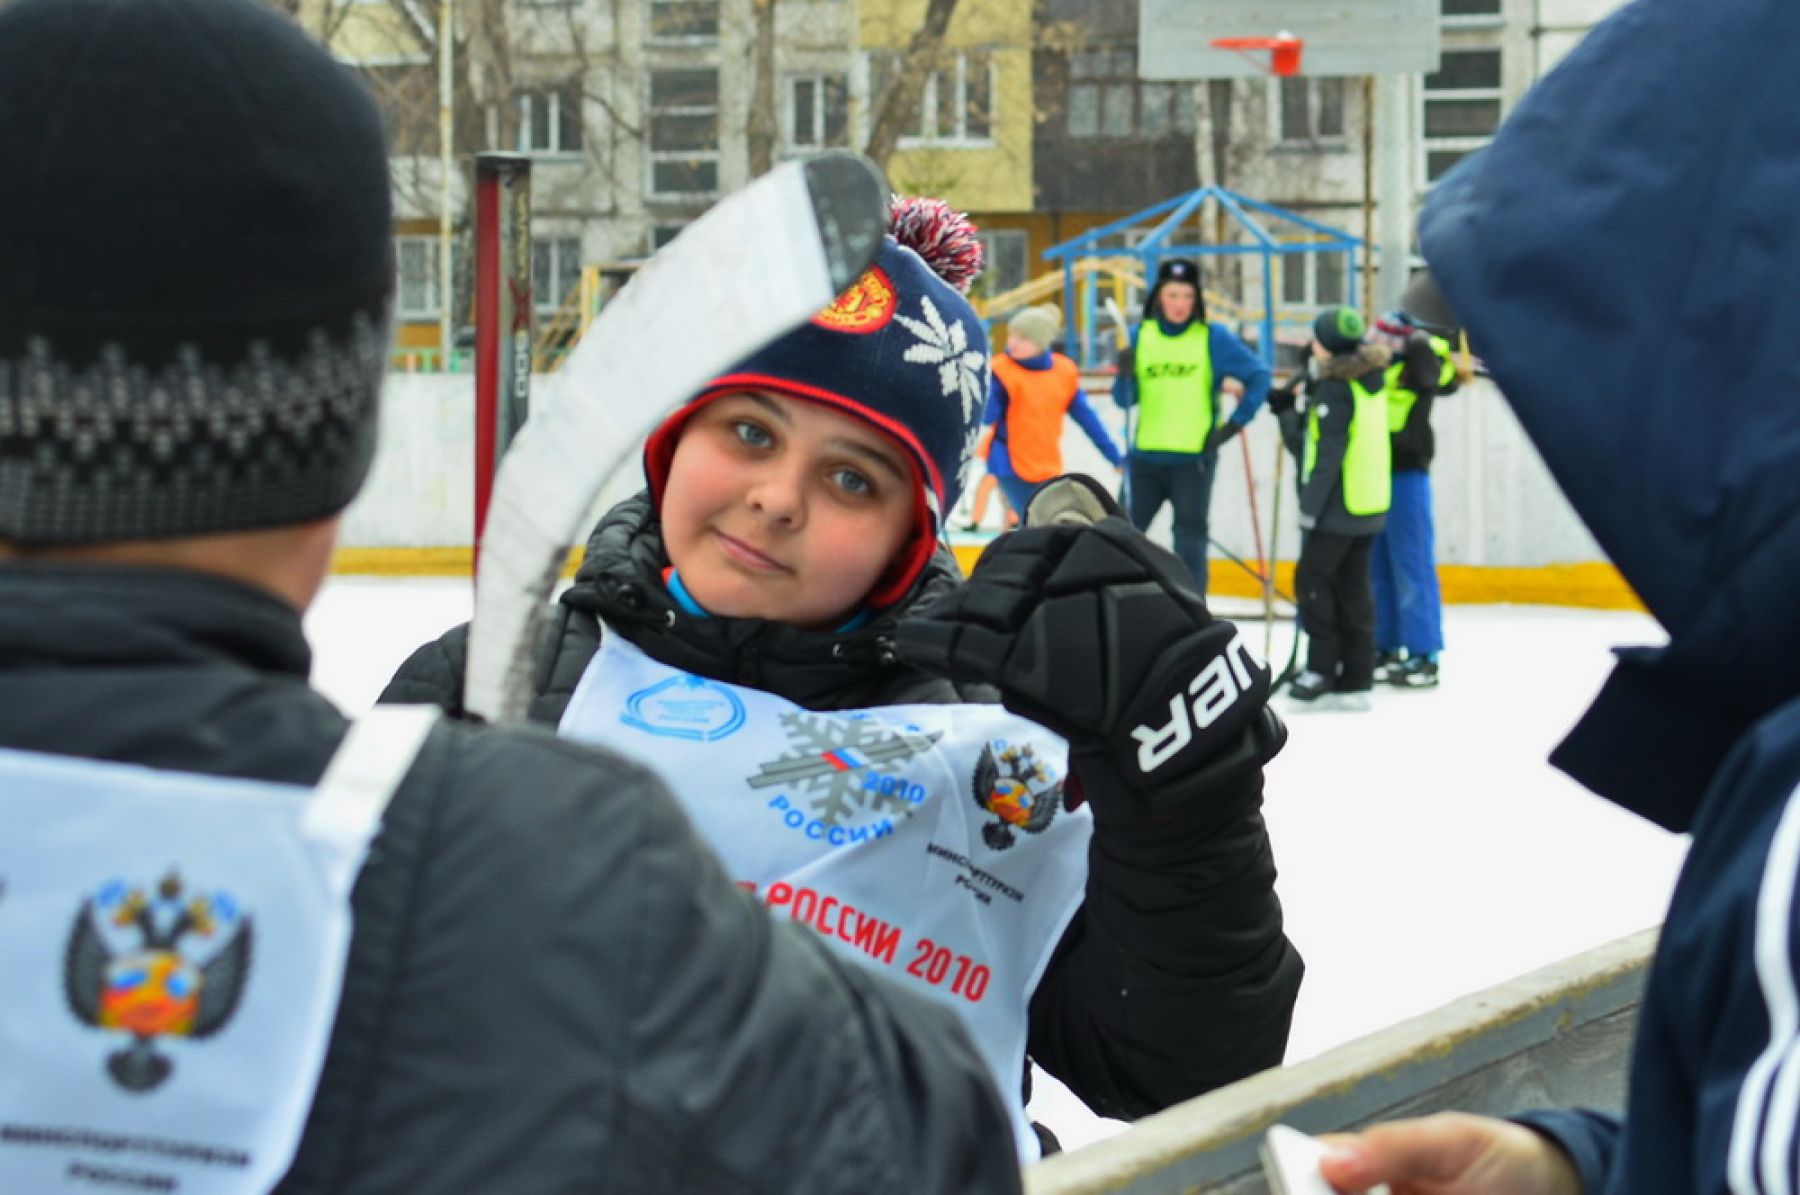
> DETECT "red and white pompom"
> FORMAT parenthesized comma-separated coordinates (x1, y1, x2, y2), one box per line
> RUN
(888, 195, 984, 294)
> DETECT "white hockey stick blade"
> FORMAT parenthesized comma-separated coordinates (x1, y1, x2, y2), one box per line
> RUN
(465, 151, 888, 723)
(1103, 294, 1129, 351)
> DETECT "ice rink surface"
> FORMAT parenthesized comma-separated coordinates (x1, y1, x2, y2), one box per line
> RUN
(307, 577, 1689, 1151)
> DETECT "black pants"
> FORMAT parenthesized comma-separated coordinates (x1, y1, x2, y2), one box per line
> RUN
(1295, 530, 1376, 690)
(1123, 453, 1218, 596)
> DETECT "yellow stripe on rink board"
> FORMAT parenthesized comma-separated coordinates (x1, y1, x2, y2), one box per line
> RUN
(946, 544, 1646, 612)
(330, 546, 585, 579)
(331, 546, 1644, 613)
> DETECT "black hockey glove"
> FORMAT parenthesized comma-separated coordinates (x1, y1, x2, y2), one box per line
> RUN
(1203, 424, 1237, 454)
(899, 513, 1285, 828)
(1114, 345, 1134, 375)
(1266, 380, 1299, 416)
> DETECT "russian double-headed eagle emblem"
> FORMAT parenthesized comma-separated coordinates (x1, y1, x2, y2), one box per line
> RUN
(972, 743, 1062, 850)
(64, 871, 253, 1092)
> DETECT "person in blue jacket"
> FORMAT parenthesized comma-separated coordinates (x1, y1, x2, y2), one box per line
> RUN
(1315, 0, 1800, 1191)
(1113, 259, 1271, 598)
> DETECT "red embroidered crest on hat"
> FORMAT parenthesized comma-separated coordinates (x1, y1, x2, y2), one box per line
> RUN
(812, 266, 896, 334)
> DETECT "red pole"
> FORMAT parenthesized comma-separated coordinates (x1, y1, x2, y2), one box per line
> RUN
(473, 167, 501, 557)
(472, 154, 532, 573)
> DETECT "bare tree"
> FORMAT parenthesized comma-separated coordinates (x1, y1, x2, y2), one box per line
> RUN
(861, 0, 963, 169)
(745, 0, 780, 176)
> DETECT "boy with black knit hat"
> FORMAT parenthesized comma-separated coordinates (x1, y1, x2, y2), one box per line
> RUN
(1281, 306, 1394, 710)
(388, 202, 1302, 1155)
(0, 1, 1028, 1190)
(1113, 258, 1273, 597)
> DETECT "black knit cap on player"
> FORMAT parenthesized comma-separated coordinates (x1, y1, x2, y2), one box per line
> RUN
(0, 0, 394, 543)
(1141, 257, 1208, 323)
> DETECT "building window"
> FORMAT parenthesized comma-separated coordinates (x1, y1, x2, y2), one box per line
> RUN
(1065, 46, 1195, 139)
(649, 68, 719, 196)
(515, 83, 583, 155)
(1277, 77, 1346, 146)
(1279, 248, 1351, 309)
(531, 237, 583, 317)
(1442, 0, 1503, 25)
(649, 0, 718, 40)
(970, 229, 1028, 303)
(869, 51, 995, 146)
(651, 224, 686, 252)
(395, 236, 467, 321)
(787, 74, 849, 152)
(1422, 48, 1502, 182)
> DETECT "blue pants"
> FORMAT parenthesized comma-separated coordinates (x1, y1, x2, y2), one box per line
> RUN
(1371, 470, 1444, 657)
(1123, 454, 1217, 596)
(993, 473, 1042, 523)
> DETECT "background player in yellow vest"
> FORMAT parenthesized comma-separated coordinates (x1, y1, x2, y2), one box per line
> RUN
(1368, 310, 1462, 688)
(1112, 259, 1272, 598)
(1283, 308, 1393, 710)
(984, 303, 1123, 519)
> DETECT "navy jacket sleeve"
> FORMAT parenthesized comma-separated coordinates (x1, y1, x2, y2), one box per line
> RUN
(1514, 1108, 1620, 1191)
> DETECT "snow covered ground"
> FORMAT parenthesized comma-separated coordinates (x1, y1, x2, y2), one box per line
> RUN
(305, 578, 1689, 1152)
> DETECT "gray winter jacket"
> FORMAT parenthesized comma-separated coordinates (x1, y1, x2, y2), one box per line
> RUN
(0, 562, 1022, 1195)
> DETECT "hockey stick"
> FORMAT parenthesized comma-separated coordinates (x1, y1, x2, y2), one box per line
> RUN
(1237, 426, 1272, 634)
(1205, 534, 1298, 609)
(1265, 418, 1285, 660)
(1103, 295, 1133, 511)
(465, 152, 888, 723)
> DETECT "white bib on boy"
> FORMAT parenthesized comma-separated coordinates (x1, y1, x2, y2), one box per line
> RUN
(0, 706, 439, 1195)
(560, 629, 1093, 1159)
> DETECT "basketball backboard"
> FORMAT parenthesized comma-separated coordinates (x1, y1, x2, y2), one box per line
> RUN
(1138, 0, 1441, 80)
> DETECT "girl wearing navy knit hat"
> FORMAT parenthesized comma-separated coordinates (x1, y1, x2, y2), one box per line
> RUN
(386, 199, 1301, 1157)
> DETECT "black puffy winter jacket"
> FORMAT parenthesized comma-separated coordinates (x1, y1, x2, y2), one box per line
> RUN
(0, 561, 1022, 1194)
(385, 494, 1305, 1119)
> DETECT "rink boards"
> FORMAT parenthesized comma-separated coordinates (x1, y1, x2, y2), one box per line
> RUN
(1025, 929, 1652, 1195)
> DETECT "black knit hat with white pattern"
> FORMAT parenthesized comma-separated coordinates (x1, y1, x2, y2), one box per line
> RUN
(0, 0, 393, 543)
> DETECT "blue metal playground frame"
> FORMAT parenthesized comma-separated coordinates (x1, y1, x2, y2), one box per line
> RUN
(1041, 185, 1364, 370)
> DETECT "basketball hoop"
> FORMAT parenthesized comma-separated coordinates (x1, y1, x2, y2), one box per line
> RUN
(1211, 33, 1305, 77)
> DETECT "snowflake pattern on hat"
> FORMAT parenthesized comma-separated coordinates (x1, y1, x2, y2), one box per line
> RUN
(897, 295, 988, 424)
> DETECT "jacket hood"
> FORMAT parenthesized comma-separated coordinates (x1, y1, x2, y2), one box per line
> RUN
(1317, 343, 1391, 382)
(1418, 0, 1800, 829)
(560, 491, 977, 709)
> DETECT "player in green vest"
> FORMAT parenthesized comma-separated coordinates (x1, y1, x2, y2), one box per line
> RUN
(1112, 259, 1272, 598)
(1369, 311, 1463, 689)
(1285, 307, 1393, 711)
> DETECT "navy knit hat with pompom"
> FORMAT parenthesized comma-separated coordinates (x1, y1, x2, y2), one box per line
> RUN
(644, 196, 987, 606)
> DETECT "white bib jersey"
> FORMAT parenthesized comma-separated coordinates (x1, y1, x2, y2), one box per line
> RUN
(0, 707, 438, 1194)
(560, 630, 1094, 1158)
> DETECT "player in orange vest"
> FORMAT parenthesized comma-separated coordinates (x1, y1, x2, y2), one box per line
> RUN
(984, 304, 1124, 517)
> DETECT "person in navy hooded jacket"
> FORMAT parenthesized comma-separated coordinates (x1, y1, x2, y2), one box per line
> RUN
(1315, 0, 1800, 1191)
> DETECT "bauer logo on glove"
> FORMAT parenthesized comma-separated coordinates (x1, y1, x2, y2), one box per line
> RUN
(1131, 630, 1260, 773)
(898, 476, 1284, 825)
